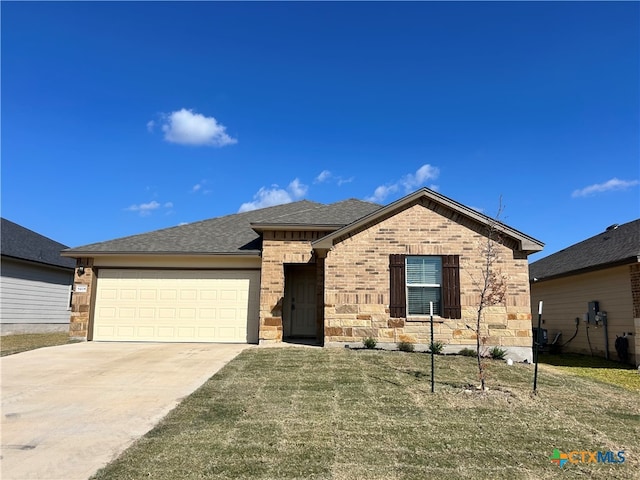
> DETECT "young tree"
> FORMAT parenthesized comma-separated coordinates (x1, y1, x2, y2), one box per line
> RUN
(468, 200, 507, 391)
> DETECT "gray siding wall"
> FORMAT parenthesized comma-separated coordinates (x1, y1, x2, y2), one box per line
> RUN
(530, 265, 635, 363)
(1, 257, 73, 327)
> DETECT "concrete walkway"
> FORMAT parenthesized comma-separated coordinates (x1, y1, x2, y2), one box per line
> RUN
(0, 342, 250, 480)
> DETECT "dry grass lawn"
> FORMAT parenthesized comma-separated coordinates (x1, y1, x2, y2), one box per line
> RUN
(0, 332, 76, 356)
(92, 348, 639, 480)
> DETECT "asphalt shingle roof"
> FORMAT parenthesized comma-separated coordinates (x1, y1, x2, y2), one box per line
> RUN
(529, 219, 640, 281)
(1, 218, 76, 269)
(251, 199, 381, 226)
(63, 199, 382, 255)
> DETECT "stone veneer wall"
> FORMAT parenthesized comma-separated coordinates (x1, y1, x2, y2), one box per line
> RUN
(258, 230, 326, 343)
(323, 203, 533, 355)
(69, 258, 96, 340)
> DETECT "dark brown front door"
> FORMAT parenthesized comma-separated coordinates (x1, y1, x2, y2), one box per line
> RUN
(283, 265, 317, 338)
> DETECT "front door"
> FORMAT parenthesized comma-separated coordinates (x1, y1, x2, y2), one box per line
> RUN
(284, 265, 317, 338)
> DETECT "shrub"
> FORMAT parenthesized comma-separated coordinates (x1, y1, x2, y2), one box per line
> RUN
(429, 341, 444, 354)
(489, 346, 508, 360)
(459, 347, 477, 357)
(363, 337, 377, 349)
(397, 341, 415, 353)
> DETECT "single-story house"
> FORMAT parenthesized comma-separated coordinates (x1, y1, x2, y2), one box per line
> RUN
(1, 218, 76, 334)
(62, 188, 543, 361)
(529, 219, 639, 366)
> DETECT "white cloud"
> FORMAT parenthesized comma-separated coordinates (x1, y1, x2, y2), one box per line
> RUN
(156, 108, 237, 147)
(125, 201, 160, 216)
(365, 164, 440, 203)
(315, 170, 332, 183)
(288, 178, 308, 198)
(146, 120, 155, 132)
(337, 176, 354, 186)
(238, 179, 308, 212)
(125, 200, 173, 216)
(401, 164, 440, 191)
(190, 180, 212, 195)
(572, 178, 640, 198)
(314, 169, 354, 186)
(366, 185, 399, 203)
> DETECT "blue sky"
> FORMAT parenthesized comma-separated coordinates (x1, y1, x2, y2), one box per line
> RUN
(2, 2, 638, 260)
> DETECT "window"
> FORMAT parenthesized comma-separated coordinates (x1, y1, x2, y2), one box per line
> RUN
(406, 256, 441, 315)
(389, 254, 461, 319)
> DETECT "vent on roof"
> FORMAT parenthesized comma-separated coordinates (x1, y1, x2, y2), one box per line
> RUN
(605, 224, 619, 232)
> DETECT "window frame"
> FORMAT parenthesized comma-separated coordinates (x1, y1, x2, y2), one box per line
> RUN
(405, 256, 442, 317)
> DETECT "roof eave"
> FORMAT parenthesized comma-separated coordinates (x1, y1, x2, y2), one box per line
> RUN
(1, 253, 75, 271)
(60, 251, 261, 258)
(530, 255, 640, 283)
(250, 223, 343, 233)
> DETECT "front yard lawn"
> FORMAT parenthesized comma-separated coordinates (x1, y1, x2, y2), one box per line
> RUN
(539, 352, 640, 392)
(92, 348, 639, 480)
(0, 332, 76, 356)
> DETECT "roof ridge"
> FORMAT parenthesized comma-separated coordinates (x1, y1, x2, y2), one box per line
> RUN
(64, 200, 324, 251)
(256, 201, 328, 222)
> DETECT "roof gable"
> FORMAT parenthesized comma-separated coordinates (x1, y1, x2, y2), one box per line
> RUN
(312, 188, 544, 254)
(529, 219, 640, 281)
(1, 218, 75, 269)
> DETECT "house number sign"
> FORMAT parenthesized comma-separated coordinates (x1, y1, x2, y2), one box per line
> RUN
(75, 285, 88, 293)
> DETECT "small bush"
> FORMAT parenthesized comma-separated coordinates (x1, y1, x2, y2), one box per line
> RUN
(363, 337, 377, 349)
(397, 341, 415, 352)
(429, 341, 444, 354)
(489, 346, 507, 360)
(459, 347, 477, 357)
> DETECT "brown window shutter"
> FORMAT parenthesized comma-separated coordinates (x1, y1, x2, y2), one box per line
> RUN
(442, 255, 461, 319)
(389, 254, 406, 318)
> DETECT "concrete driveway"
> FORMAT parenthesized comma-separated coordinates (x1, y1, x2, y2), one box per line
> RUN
(0, 342, 250, 480)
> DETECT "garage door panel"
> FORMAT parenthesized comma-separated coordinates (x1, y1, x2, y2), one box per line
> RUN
(93, 269, 259, 343)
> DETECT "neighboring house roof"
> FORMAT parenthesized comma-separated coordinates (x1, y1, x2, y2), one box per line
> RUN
(313, 188, 544, 254)
(62, 199, 381, 256)
(1, 218, 75, 269)
(529, 219, 640, 282)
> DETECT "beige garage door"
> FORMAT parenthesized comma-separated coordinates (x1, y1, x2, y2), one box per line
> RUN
(93, 269, 260, 343)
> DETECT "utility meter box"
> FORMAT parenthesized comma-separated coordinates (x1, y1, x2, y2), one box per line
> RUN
(595, 311, 608, 325)
(587, 301, 599, 324)
(532, 327, 548, 351)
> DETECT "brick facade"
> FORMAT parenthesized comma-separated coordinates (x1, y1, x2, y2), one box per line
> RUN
(258, 200, 534, 360)
(322, 203, 533, 353)
(69, 258, 96, 340)
(258, 230, 325, 343)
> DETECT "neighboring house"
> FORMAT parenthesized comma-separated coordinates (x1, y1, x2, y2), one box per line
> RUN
(1, 218, 75, 334)
(529, 219, 640, 366)
(62, 188, 543, 361)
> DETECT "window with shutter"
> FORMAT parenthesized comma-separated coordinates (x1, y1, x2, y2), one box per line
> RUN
(390, 254, 461, 320)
